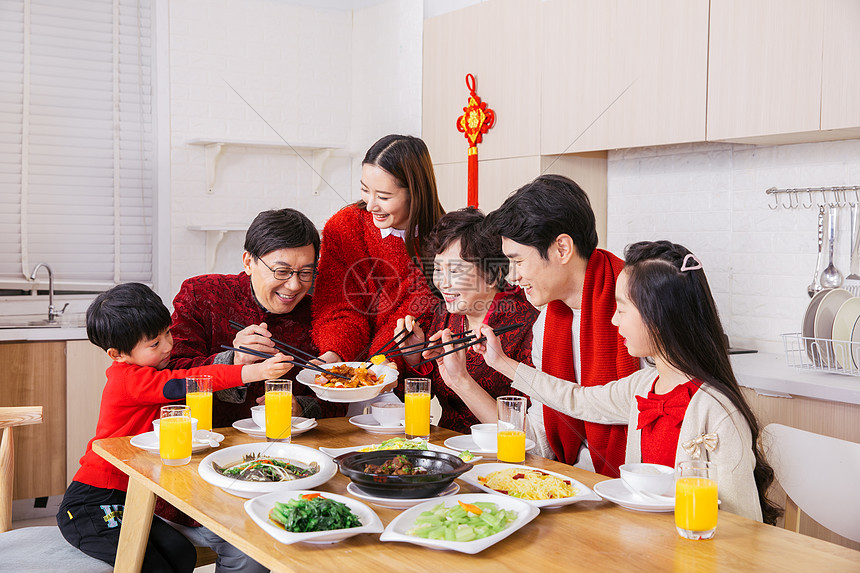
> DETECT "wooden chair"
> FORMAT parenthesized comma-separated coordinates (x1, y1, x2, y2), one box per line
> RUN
(0, 406, 113, 571)
(764, 423, 860, 543)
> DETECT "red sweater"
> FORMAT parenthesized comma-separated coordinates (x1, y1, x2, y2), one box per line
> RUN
(169, 272, 344, 426)
(312, 205, 438, 371)
(73, 362, 243, 491)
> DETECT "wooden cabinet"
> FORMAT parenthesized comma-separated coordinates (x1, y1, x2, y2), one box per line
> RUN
(707, 0, 824, 143)
(1, 341, 66, 499)
(821, 0, 860, 133)
(66, 340, 111, 485)
(540, 0, 708, 154)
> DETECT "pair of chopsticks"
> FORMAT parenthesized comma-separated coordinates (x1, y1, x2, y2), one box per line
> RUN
(219, 344, 351, 380)
(228, 320, 318, 362)
(355, 327, 412, 363)
(386, 323, 524, 361)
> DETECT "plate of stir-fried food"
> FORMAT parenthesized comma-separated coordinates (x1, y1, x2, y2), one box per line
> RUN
(295, 361, 399, 402)
(198, 443, 337, 498)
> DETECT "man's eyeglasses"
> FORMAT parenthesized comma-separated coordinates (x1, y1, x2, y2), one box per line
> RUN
(257, 258, 315, 283)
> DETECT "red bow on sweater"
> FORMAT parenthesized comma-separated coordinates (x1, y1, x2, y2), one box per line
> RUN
(635, 393, 688, 430)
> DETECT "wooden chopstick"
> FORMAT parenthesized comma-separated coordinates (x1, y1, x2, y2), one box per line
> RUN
(219, 344, 351, 380)
(228, 320, 319, 362)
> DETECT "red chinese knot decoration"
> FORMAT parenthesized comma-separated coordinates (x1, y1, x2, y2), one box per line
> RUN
(456, 74, 495, 208)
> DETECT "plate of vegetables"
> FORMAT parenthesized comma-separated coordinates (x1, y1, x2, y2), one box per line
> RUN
(198, 443, 337, 498)
(379, 493, 539, 554)
(244, 490, 383, 544)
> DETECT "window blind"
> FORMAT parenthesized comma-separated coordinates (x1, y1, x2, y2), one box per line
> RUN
(0, 0, 153, 292)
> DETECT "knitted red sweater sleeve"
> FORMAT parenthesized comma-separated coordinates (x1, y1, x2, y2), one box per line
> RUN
(312, 208, 374, 360)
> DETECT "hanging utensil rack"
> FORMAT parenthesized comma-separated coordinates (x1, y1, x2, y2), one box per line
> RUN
(766, 186, 860, 210)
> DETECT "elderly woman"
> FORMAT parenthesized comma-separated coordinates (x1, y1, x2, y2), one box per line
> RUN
(169, 208, 344, 427)
(394, 208, 538, 433)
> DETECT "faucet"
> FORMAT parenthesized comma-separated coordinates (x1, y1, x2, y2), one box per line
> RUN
(29, 263, 68, 322)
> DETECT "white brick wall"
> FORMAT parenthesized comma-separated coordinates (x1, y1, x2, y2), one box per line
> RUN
(606, 139, 860, 353)
(165, 0, 423, 302)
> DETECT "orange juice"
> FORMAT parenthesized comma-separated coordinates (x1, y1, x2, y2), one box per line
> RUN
(266, 390, 292, 442)
(405, 392, 431, 438)
(186, 391, 212, 431)
(159, 416, 192, 462)
(675, 477, 719, 532)
(497, 429, 526, 462)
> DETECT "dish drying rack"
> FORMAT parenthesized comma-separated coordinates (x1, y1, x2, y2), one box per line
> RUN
(781, 333, 860, 377)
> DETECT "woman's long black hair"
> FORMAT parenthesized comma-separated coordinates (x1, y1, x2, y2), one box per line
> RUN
(623, 240, 781, 525)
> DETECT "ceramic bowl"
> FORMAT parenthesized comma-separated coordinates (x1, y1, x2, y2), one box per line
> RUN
(619, 463, 675, 496)
(470, 423, 498, 451)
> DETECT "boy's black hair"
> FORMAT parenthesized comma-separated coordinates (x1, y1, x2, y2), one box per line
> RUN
(244, 208, 321, 261)
(486, 174, 598, 260)
(86, 283, 171, 354)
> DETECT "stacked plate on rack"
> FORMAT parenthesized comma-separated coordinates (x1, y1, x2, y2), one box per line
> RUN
(802, 288, 860, 371)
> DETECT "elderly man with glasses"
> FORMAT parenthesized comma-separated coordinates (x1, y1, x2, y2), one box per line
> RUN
(168, 208, 346, 428)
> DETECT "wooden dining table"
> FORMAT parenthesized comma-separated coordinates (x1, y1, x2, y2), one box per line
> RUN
(93, 418, 860, 573)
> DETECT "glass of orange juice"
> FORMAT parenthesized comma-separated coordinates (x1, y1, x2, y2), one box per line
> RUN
(404, 378, 431, 439)
(675, 460, 718, 540)
(159, 405, 192, 466)
(265, 380, 292, 442)
(496, 395, 527, 463)
(185, 375, 213, 437)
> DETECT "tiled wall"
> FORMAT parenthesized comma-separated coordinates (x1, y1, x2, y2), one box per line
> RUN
(606, 139, 860, 353)
(166, 0, 422, 301)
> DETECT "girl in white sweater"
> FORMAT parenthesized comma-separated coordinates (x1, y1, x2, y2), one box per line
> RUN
(477, 240, 780, 524)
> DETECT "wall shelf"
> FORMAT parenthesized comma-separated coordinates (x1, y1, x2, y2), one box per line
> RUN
(187, 225, 248, 272)
(187, 138, 343, 195)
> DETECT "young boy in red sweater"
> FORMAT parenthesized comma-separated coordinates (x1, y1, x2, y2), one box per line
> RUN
(57, 283, 292, 572)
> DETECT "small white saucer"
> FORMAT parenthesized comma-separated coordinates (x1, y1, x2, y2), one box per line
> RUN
(232, 417, 318, 439)
(345, 481, 460, 509)
(130, 431, 224, 455)
(442, 434, 536, 459)
(593, 479, 674, 512)
(348, 414, 405, 435)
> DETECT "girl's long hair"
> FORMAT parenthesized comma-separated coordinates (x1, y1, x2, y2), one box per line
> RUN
(359, 134, 445, 287)
(624, 240, 781, 525)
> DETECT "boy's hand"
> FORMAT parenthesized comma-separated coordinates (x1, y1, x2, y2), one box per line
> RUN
(242, 352, 293, 383)
(232, 322, 276, 365)
(314, 351, 342, 365)
(395, 315, 424, 367)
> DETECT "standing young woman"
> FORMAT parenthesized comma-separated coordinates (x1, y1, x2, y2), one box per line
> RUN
(312, 134, 444, 371)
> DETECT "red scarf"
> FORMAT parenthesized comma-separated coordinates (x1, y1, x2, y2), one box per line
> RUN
(541, 249, 639, 477)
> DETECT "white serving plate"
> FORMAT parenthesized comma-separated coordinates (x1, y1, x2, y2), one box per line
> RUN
(348, 414, 404, 435)
(592, 478, 674, 512)
(232, 417, 318, 439)
(294, 361, 398, 403)
(244, 490, 383, 544)
(459, 463, 601, 509)
(379, 493, 539, 554)
(443, 435, 536, 460)
(345, 481, 460, 509)
(197, 443, 337, 498)
(831, 296, 860, 369)
(319, 441, 481, 462)
(813, 288, 853, 367)
(130, 431, 224, 455)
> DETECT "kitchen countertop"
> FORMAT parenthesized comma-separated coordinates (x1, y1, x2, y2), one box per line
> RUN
(0, 325, 88, 342)
(732, 352, 860, 405)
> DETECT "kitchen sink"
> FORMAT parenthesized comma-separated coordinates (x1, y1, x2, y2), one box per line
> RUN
(0, 314, 87, 329)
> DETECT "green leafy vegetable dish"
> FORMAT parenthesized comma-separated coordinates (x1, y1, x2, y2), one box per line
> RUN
(406, 500, 517, 542)
(213, 454, 319, 482)
(268, 493, 362, 533)
(358, 437, 428, 452)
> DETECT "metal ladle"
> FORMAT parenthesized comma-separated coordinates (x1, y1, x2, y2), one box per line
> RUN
(820, 205, 844, 289)
(808, 206, 825, 297)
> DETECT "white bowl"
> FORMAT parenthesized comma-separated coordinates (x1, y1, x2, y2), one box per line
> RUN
(371, 401, 405, 426)
(294, 362, 398, 403)
(619, 463, 675, 497)
(470, 423, 498, 451)
(152, 417, 198, 438)
(250, 405, 266, 429)
(244, 489, 383, 544)
(197, 443, 337, 498)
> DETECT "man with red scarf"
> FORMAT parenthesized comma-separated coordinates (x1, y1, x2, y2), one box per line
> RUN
(479, 175, 639, 477)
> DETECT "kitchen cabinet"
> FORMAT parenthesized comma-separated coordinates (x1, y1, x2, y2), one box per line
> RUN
(423, 0, 541, 165)
(707, 0, 824, 143)
(540, 0, 708, 154)
(66, 340, 111, 485)
(1, 341, 66, 499)
(821, 0, 860, 133)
